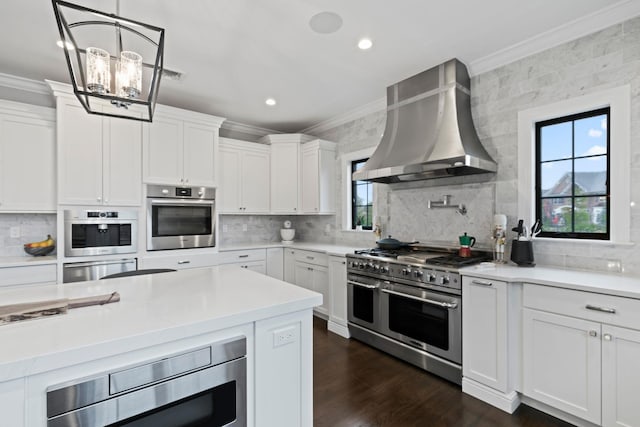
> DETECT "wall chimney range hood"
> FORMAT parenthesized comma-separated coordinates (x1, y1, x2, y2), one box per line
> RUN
(352, 59, 497, 183)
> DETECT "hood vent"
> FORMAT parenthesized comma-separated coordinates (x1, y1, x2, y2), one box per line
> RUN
(352, 59, 496, 183)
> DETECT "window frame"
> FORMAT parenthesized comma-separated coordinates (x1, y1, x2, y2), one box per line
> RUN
(341, 147, 375, 232)
(534, 107, 611, 240)
(517, 85, 630, 244)
(351, 158, 373, 230)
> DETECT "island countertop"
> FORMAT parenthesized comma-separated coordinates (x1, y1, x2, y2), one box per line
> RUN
(0, 266, 321, 383)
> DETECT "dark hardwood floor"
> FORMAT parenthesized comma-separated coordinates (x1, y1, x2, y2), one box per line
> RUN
(313, 318, 573, 427)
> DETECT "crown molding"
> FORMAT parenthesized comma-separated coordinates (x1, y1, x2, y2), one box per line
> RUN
(0, 72, 51, 96)
(468, 0, 640, 76)
(300, 96, 386, 136)
(221, 120, 281, 139)
(0, 99, 55, 120)
(259, 133, 314, 144)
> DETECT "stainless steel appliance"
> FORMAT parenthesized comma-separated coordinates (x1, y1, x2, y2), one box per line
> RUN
(64, 210, 138, 257)
(147, 184, 216, 251)
(347, 246, 490, 385)
(63, 258, 137, 283)
(46, 336, 247, 426)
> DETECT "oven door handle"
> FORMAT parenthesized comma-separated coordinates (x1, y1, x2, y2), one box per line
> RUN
(63, 259, 137, 269)
(149, 199, 214, 205)
(347, 280, 379, 290)
(381, 288, 458, 309)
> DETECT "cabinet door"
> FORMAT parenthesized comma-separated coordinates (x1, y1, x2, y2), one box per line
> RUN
(58, 101, 104, 205)
(241, 149, 270, 213)
(0, 115, 55, 211)
(294, 262, 313, 291)
(183, 122, 217, 186)
(103, 114, 142, 206)
(242, 261, 266, 275)
(311, 265, 329, 316)
(284, 249, 296, 283)
(523, 308, 601, 424)
(462, 277, 507, 392)
(300, 148, 319, 213)
(328, 256, 347, 326)
(144, 116, 183, 184)
(218, 144, 242, 213)
(270, 143, 299, 213)
(266, 248, 284, 280)
(602, 325, 640, 427)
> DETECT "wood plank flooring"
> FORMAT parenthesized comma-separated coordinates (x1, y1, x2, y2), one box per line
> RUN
(313, 318, 573, 427)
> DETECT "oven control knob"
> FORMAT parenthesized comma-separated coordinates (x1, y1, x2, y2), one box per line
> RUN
(413, 270, 424, 279)
(426, 273, 436, 282)
(402, 268, 411, 276)
(367, 263, 375, 270)
(358, 263, 366, 269)
(440, 276, 450, 285)
(373, 264, 380, 272)
(161, 189, 169, 195)
(380, 266, 389, 274)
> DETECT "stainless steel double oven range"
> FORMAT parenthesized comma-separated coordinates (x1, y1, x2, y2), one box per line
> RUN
(346, 247, 489, 385)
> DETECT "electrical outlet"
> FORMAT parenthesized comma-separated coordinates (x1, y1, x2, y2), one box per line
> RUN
(242, 224, 248, 232)
(9, 227, 20, 238)
(273, 326, 298, 348)
(222, 224, 229, 232)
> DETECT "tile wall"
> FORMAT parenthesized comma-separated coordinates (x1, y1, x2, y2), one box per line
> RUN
(0, 214, 57, 257)
(218, 215, 335, 246)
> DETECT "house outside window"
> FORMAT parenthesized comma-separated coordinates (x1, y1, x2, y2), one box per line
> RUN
(351, 158, 373, 230)
(535, 107, 610, 240)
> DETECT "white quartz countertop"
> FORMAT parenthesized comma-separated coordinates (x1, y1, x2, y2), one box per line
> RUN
(219, 242, 365, 257)
(0, 266, 321, 382)
(461, 263, 640, 299)
(0, 256, 57, 268)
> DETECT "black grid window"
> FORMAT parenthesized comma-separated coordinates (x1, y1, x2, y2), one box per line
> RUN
(535, 107, 610, 240)
(351, 158, 373, 230)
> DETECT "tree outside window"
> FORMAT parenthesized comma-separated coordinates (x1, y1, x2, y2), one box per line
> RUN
(351, 159, 373, 230)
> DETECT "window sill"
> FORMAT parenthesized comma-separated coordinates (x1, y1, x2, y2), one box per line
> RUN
(342, 229, 374, 234)
(533, 237, 634, 246)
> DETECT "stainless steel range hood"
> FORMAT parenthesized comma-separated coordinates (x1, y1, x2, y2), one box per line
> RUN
(352, 59, 497, 183)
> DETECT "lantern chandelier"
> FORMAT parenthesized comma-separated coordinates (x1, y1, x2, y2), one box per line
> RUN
(52, 0, 165, 122)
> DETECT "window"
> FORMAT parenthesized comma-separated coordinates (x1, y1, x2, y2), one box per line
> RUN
(535, 107, 610, 239)
(351, 158, 373, 230)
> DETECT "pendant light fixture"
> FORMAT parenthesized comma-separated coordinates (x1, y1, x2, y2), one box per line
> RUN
(52, 0, 165, 122)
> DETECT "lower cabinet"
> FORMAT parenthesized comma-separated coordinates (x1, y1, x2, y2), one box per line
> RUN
(0, 263, 57, 288)
(266, 248, 284, 280)
(283, 249, 296, 283)
(522, 284, 640, 427)
(218, 249, 267, 275)
(140, 251, 217, 270)
(294, 261, 328, 316)
(327, 255, 349, 338)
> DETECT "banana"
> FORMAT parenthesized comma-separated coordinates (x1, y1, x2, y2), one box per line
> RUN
(25, 235, 55, 248)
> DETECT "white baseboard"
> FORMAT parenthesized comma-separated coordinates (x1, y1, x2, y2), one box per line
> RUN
(327, 321, 350, 339)
(520, 396, 599, 427)
(462, 378, 520, 414)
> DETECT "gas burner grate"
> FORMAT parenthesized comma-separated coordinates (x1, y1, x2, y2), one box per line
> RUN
(426, 254, 491, 267)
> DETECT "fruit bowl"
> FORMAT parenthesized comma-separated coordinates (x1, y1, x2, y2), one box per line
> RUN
(24, 244, 55, 256)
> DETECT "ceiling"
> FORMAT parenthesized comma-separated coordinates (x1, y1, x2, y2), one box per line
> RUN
(0, 0, 635, 132)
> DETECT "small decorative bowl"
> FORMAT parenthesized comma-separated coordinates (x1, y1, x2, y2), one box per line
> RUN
(24, 245, 55, 256)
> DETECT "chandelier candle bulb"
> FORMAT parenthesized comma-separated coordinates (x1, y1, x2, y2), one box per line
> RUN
(116, 51, 142, 98)
(86, 47, 110, 94)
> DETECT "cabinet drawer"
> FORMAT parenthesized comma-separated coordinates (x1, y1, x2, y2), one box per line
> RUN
(294, 250, 327, 267)
(141, 253, 217, 270)
(523, 284, 640, 331)
(0, 264, 57, 287)
(218, 249, 266, 265)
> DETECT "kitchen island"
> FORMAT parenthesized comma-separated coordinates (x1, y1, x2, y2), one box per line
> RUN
(0, 266, 321, 426)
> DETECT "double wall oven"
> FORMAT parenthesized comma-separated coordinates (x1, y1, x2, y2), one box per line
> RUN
(147, 185, 216, 251)
(347, 248, 488, 385)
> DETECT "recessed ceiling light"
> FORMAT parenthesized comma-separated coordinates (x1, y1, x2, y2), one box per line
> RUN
(309, 12, 343, 34)
(265, 98, 276, 106)
(56, 40, 75, 50)
(358, 38, 373, 50)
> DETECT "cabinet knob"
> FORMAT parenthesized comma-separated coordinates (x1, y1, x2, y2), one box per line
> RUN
(603, 334, 613, 341)
(104, 199, 108, 204)
(589, 330, 598, 337)
(97, 197, 102, 202)
(293, 207, 297, 211)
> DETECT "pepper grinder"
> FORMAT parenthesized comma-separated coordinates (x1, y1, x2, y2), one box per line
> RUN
(492, 214, 507, 263)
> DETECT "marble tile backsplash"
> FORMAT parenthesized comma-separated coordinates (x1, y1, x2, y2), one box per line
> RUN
(0, 214, 56, 257)
(218, 215, 335, 246)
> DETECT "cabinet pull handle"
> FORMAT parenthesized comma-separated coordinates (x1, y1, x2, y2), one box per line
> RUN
(177, 260, 191, 265)
(603, 334, 612, 341)
(342, 261, 346, 265)
(586, 304, 616, 314)
(589, 330, 598, 337)
(306, 256, 315, 260)
(471, 280, 493, 287)
(238, 255, 249, 258)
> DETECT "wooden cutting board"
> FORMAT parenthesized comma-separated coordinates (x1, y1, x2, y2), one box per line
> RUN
(0, 292, 120, 325)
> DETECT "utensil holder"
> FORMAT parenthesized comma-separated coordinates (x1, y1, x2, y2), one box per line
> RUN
(510, 240, 535, 267)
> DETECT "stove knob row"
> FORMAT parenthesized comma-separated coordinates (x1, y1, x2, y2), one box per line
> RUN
(401, 268, 411, 276)
(413, 270, 423, 278)
(380, 266, 390, 274)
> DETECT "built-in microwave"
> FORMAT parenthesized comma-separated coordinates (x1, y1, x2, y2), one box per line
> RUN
(64, 210, 138, 257)
(146, 185, 216, 251)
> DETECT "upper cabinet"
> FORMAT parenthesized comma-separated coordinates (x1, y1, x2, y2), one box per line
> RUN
(218, 138, 270, 213)
(54, 94, 142, 206)
(0, 101, 56, 212)
(301, 139, 336, 214)
(143, 106, 225, 187)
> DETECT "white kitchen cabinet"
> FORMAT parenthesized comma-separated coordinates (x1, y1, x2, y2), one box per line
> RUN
(522, 283, 640, 426)
(0, 263, 57, 288)
(218, 138, 270, 213)
(140, 251, 217, 270)
(266, 247, 284, 280)
(328, 255, 349, 338)
(143, 106, 224, 187)
(56, 99, 141, 206)
(461, 276, 520, 413)
(218, 248, 267, 274)
(270, 141, 299, 213)
(292, 250, 328, 317)
(300, 139, 336, 214)
(284, 248, 296, 283)
(0, 101, 55, 212)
